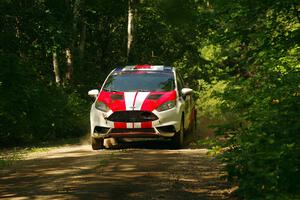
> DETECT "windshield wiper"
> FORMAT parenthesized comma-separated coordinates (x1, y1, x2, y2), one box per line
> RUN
(103, 88, 120, 92)
(136, 89, 150, 92)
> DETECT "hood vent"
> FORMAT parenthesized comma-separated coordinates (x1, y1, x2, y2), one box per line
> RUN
(147, 94, 162, 100)
(110, 94, 123, 100)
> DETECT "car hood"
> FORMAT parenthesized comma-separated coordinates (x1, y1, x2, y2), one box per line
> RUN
(97, 90, 177, 112)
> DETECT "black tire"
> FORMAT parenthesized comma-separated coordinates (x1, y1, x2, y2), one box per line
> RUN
(91, 137, 104, 150)
(171, 120, 184, 149)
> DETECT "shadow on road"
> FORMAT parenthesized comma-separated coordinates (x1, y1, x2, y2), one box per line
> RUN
(110, 139, 174, 150)
(0, 143, 236, 200)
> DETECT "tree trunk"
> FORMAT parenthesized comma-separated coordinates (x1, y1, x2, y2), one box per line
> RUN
(64, 0, 81, 83)
(65, 48, 73, 81)
(15, 16, 25, 58)
(79, 22, 86, 59)
(72, 0, 81, 35)
(52, 50, 61, 85)
(127, 0, 134, 62)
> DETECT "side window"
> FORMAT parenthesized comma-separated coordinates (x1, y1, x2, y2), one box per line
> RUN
(176, 72, 184, 96)
(177, 73, 186, 87)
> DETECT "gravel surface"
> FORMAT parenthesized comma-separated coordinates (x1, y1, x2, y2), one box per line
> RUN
(0, 141, 237, 200)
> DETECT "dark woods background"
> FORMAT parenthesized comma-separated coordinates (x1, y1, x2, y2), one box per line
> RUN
(0, 1, 299, 199)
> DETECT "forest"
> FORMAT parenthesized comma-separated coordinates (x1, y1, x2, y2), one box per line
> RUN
(0, 0, 299, 199)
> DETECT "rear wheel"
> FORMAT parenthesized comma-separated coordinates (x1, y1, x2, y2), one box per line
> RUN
(171, 120, 184, 149)
(91, 137, 104, 150)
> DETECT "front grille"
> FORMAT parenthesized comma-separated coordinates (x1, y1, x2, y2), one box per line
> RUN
(107, 111, 158, 122)
(111, 128, 155, 133)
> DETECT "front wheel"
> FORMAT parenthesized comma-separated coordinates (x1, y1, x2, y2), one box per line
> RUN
(171, 120, 184, 149)
(91, 137, 104, 150)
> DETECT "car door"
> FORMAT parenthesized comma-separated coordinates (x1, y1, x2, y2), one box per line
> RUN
(176, 72, 192, 131)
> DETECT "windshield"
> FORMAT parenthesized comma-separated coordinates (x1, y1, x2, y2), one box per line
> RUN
(103, 71, 175, 92)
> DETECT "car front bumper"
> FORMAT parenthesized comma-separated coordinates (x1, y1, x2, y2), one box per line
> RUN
(90, 105, 181, 139)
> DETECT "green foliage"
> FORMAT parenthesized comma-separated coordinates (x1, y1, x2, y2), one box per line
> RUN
(0, 53, 88, 146)
(220, 54, 300, 199)
(1, 0, 300, 199)
(196, 80, 227, 120)
(0, 149, 23, 169)
(211, 1, 300, 199)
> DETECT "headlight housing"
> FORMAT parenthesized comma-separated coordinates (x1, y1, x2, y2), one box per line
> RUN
(156, 100, 176, 112)
(95, 101, 109, 112)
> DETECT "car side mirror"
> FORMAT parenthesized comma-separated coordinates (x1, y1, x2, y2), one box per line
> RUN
(88, 89, 99, 98)
(181, 88, 193, 96)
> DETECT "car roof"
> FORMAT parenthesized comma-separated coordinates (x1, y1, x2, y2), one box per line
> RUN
(114, 65, 173, 73)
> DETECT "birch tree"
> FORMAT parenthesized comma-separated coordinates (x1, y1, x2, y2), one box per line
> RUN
(127, 0, 134, 62)
(52, 49, 61, 85)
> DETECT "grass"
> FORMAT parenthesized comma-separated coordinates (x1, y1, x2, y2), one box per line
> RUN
(0, 147, 52, 169)
(0, 149, 24, 169)
(0, 137, 83, 170)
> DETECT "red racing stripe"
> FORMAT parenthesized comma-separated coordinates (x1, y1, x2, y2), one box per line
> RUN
(114, 122, 127, 128)
(135, 65, 151, 69)
(141, 90, 177, 111)
(141, 121, 152, 128)
(97, 91, 126, 112)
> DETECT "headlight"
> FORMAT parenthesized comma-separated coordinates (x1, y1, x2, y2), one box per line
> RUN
(95, 101, 109, 112)
(156, 100, 176, 112)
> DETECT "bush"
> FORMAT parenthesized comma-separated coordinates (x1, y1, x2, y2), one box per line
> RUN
(0, 54, 89, 146)
(218, 49, 300, 199)
(195, 80, 237, 138)
(196, 80, 227, 120)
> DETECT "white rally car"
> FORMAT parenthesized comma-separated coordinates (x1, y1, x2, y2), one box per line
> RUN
(88, 65, 196, 149)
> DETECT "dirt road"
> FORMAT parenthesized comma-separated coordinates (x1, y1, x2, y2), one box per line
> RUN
(0, 141, 235, 200)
